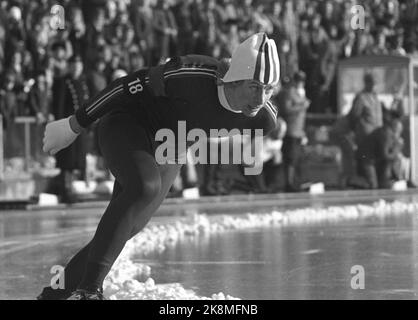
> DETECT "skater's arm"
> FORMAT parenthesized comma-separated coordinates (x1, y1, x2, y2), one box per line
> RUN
(44, 74, 139, 154)
(72, 76, 128, 131)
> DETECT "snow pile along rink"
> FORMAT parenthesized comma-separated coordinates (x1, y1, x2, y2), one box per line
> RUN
(104, 200, 418, 300)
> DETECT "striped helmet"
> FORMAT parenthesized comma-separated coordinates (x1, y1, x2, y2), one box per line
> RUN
(222, 33, 280, 86)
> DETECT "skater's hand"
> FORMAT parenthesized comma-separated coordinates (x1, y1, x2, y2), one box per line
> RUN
(43, 116, 79, 155)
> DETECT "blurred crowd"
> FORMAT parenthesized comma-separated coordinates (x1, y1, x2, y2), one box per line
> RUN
(1, 0, 418, 120)
(0, 0, 417, 199)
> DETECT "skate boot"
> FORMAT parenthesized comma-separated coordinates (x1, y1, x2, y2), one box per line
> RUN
(67, 288, 106, 300)
(36, 286, 72, 300)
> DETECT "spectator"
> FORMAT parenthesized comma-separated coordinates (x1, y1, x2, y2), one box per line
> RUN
(50, 42, 69, 79)
(218, 19, 240, 58)
(319, 0, 338, 32)
(370, 27, 390, 55)
(349, 73, 383, 147)
(27, 16, 51, 73)
(357, 116, 404, 189)
(0, 14, 5, 74)
(237, 0, 257, 38)
(257, 116, 287, 192)
(297, 15, 313, 73)
(86, 58, 107, 97)
(68, 6, 86, 57)
(266, 0, 283, 40)
(0, 71, 20, 157)
(0, 0, 417, 197)
(276, 71, 310, 192)
(221, 0, 239, 22)
(51, 55, 90, 203)
(28, 72, 51, 160)
(330, 114, 358, 188)
(389, 30, 407, 56)
(200, 157, 229, 196)
(277, 36, 297, 84)
(130, 0, 154, 65)
(84, 7, 106, 69)
(251, 0, 273, 34)
(193, 0, 220, 57)
(281, 0, 299, 69)
(0, 71, 18, 130)
(305, 13, 330, 113)
(28, 72, 51, 123)
(319, 24, 340, 113)
(151, 0, 178, 64)
(128, 45, 145, 72)
(353, 22, 375, 56)
(5, 6, 26, 64)
(374, 117, 404, 188)
(172, 0, 195, 56)
(341, 29, 356, 58)
(349, 73, 384, 188)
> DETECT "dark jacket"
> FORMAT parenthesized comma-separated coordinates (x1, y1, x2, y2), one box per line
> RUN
(52, 74, 90, 171)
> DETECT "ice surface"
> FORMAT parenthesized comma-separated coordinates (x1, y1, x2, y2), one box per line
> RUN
(104, 200, 418, 300)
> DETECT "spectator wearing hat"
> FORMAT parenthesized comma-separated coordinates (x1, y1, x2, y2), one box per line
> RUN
(276, 71, 310, 192)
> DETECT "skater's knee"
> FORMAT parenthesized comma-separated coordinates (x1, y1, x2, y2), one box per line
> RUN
(126, 175, 161, 201)
(140, 178, 161, 199)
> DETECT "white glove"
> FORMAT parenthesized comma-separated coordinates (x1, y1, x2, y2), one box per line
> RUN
(43, 117, 79, 155)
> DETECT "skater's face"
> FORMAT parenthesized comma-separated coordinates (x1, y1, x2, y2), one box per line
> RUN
(230, 80, 275, 117)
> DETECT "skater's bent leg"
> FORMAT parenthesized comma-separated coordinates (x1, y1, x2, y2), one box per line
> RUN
(62, 163, 180, 292)
(129, 163, 182, 237)
(62, 181, 123, 292)
(78, 114, 162, 291)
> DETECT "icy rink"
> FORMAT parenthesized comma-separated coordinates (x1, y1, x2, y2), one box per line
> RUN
(103, 200, 418, 300)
